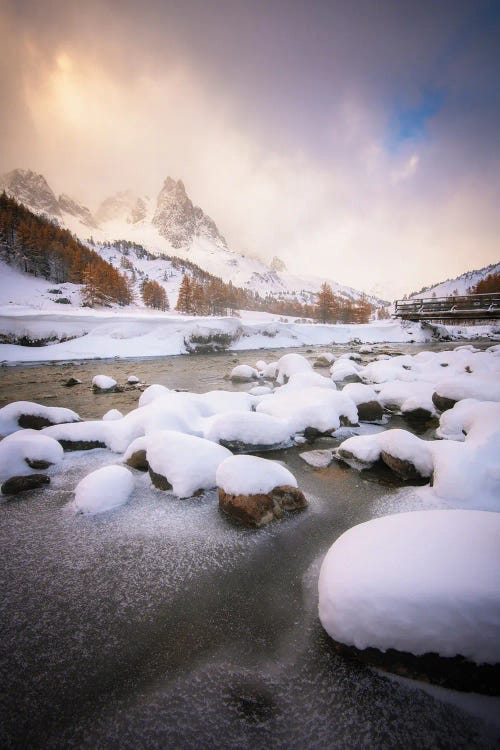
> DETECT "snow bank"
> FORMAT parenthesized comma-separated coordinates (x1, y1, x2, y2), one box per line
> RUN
(147, 430, 231, 498)
(69, 465, 134, 515)
(318, 510, 500, 664)
(0, 429, 64, 482)
(0, 400, 80, 436)
(216, 454, 297, 495)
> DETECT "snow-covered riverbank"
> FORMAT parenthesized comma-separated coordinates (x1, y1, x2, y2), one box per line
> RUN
(0, 307, 495, 364)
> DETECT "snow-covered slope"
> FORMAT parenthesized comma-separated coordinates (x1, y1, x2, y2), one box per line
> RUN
(409, 262, 500, 299)
(1, 168, 386, 307)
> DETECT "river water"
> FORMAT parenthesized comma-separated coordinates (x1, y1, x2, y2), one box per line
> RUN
(0, 343, 498, 748)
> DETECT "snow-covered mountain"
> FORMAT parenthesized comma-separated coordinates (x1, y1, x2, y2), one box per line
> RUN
(409, 262, 500, 299)
(0, 168, 387, 306)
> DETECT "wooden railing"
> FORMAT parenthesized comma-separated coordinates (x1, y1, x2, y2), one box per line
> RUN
(394, 293, 500, 321)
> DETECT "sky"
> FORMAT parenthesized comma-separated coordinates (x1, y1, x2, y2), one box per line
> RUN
(0, 0, 499, 298)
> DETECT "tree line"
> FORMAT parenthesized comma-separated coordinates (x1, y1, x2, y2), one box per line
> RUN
(0, 193, 132, 305)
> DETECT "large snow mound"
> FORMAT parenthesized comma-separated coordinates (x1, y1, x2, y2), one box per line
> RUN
(216, 454, 298, 495)
(318, 510, 500, 664)
(147, 430, 231, 498)
(69, 465, 134, 515)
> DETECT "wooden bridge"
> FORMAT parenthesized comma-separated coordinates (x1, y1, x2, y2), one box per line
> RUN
(394, 292, 500, 322)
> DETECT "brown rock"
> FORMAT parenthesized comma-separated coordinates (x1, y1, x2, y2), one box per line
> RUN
(125, 449, 149, 471)
(327, 639, 500, 696)
(63, 377, 82, 387)
(356, 401, 384, 422)
(18, 414, 54, 430)
(1, 474, 50, 495)
(219, 484, 307, 527)
(25, 458, 52, 470)
(58, 440, 106, 451)
(380, 451, 430, 482)
(432, 392, 457, 413)
(149, 467, 173, 491)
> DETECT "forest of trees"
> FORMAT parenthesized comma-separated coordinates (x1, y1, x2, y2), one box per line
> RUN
(472, 272, 500, 294)
(141, 279, 169, 310)
(0, 193, 132, 306)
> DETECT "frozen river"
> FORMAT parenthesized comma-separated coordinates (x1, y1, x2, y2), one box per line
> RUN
(0, 344, 498, 748)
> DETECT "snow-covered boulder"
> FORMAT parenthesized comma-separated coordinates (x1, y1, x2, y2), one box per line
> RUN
(92, 374, 117, 392)
(257, 387, 358, 437)
(229, 365, 259, 382)
(261, 361, 279, 380)
(336, 429, 433, 481)
(359, 345, 373, 354)
(377, 381, 436, 420)
(0, 429, 64, 482)
(341, 383, 383, 422)
(123, 436, 149, 471)
(275, 353, 312, 385)
(147, 430, 231, 498)
(318, 510, 500, 687)
(216, 454, 307, 527)
(313, 352, 336, 367)
(102, 409, 123, 421)
(0, 400, 80, 436)
(255, 359, 268, 371)
(127, 375, 140, 384)
(68, 465, 134, 515)
(338, 351, 362, 361)
(432, 374, 500, 412)
(203, 411, 292, 452)
(330, 360, 362, 383)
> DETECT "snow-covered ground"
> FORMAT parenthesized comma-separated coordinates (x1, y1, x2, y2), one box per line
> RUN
(0, 305, 496, 364)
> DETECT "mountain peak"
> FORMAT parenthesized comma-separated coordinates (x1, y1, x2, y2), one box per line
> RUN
(95, 191, 148, 225)
(152, 176, 226, 250)
(0, 168, 61, 216)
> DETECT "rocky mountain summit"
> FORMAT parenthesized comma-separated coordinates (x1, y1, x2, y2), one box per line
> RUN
(0, 169, 61, 217)
(152, 177, 226, 249)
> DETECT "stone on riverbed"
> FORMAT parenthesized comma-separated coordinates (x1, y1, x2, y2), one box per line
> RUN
(216, 454, 307, 527)
(299, 449, 333, 468)
(1, 473, 50, 495)
(0, 401, 80, 435)
(92, 375, 117, 392)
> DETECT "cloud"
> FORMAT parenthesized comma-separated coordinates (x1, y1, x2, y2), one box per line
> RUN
(0, 0, 498, 298)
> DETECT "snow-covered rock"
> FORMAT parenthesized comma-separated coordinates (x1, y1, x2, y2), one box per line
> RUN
(138, 384, 170, 406)
(204, 411, 291, 452)
(0, 429, 64, 482)
(0, 401, 80, 436)
(318, 510, 500, 665)
(341, 383, 383, 422)
(69, 465, 134, 515)
(92, 375, 117, 392)
(336, 429, 434, 480)
(229, 364, 259, 382)
(147, 430, 231, 498)
(248, 385, 273, 396)
(216, 454, 306, 527)
(275, 353, 312, 385)
(127, 375, 140, 384)
(330, 360, 362, 383)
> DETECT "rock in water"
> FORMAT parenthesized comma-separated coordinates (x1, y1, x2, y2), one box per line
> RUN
(1, 474, 50, 495)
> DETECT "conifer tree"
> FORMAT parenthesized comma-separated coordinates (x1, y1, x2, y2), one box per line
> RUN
(176, 274, 192, 313)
